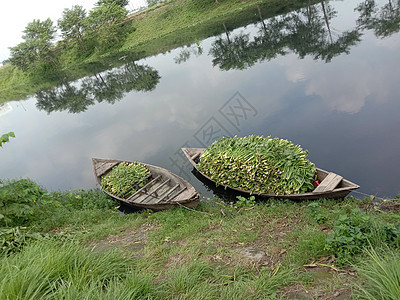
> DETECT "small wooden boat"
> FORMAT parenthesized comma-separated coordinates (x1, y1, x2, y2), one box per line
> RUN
(181, 148, 359, 200)
(92, 158, 199, 211)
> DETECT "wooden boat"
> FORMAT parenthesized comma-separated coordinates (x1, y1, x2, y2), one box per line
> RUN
(181, 148, 360, 200)
(92, 158, 199, 211)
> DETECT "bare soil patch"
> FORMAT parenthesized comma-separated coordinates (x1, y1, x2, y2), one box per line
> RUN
(90, 222, 157, 255)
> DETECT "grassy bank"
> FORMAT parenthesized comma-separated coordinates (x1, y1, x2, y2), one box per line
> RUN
(1, 179, 400, 299)
(0, 0, 313, 104)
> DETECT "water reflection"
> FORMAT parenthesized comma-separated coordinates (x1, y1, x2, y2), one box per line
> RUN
(356, 0, 400, 38)
(0, 103, 12, 117)
(174, 42, 203, 64)
(36, 61, 160, 113)
(210, 1, 362, 71)
(33, 1, 400, 113)
(1, 0, 400, 199)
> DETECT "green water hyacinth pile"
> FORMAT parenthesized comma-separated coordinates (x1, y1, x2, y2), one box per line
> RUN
(198, 136, 316, 195)
(101, 162, 151, 196)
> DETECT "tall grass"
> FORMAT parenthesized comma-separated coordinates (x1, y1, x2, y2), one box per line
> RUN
(355, 247, 400, 299)
(0, 241, 155, 299)
(159, 262, 297, 299)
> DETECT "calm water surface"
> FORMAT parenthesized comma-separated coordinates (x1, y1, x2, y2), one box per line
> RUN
(1, 0, 399, 199)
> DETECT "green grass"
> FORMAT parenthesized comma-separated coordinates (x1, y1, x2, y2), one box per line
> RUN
(0, 241, 154, 300)
(1, 179, 400, 298)
(355, 247, 400, 299)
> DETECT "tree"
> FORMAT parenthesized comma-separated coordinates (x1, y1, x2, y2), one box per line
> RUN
(9, 18, 57, 72)
(85, 2, 129, 51)
(147, 0, 160, 7)
(8, 42, 37, 71)
(86, 2, 128, 27)
(58, 5, 87, 49)
(96, 0, 129, 7)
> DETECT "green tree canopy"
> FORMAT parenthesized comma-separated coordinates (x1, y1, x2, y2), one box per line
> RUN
(96, 0, 129, 7)
(85, 1, 130, 51)
(58, 5, 87, 41)
(147, 0, 160, 7)
(86, 2, 128, 29)
(9, 18, 57, 71)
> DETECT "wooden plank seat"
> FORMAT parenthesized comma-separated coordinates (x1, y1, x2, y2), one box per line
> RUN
(314, 172, 343, 193)
(95, 161, 119, 177)
(133, 179, 172, 204)
(125, 175, 161, 201)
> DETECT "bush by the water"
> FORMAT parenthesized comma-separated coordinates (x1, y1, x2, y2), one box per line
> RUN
(324, 207, 400, 264)
(198, 136, 316, 194)
(0, 179, 43, 227)
(101, 162, 151, 196)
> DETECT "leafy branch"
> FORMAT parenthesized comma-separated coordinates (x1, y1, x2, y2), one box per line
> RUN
(0, 132, 15, 147)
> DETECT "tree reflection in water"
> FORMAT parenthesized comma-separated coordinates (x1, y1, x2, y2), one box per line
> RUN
(35, 0, 400, 113)
(356, 0, 400, 38)
(210, 1, 363, 71)
(36, 61, 160, 114)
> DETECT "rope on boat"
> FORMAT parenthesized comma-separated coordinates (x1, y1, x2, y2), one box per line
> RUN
(176, 202, 211, 215)
(351, 190, 389, 202)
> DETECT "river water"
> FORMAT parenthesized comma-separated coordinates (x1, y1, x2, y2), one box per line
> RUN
(1, 0, 399, 199)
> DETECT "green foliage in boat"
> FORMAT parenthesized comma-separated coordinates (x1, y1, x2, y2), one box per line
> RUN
(197, 136, 316, 195)
(101, 162, 150, 196)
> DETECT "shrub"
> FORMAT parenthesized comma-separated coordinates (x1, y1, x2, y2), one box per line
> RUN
(0, 179, 43, 227)
(0, 227, 44, 255)
(325, 208, 400, 264)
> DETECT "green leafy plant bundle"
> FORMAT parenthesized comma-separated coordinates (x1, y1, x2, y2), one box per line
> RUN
(101, 162, 151, 197)
(197, 135, 316, 195)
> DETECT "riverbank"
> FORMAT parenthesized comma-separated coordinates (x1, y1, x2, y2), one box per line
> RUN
(1, 179, 400, 298)
(0, 0, 313, 104)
